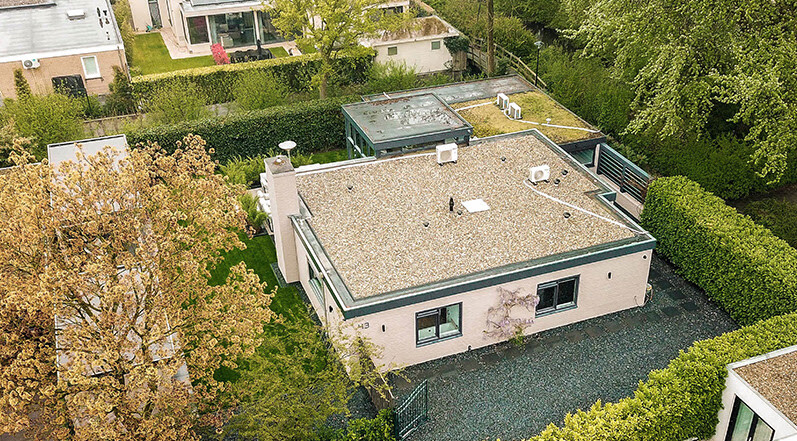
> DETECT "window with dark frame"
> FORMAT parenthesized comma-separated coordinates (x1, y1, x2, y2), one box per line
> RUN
(387, 46, 398, 56)
(416, 303, 461, 345)
(725, 397, 775, 441)
(308, 262, 324, 307)
(536, 276, 578, 314)
(431, 40, 441, 50)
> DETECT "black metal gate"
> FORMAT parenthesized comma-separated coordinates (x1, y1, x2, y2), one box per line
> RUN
(394, 380, 428, 440)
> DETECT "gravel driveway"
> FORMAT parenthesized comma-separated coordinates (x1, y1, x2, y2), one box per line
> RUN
(391, 253, 738, 441)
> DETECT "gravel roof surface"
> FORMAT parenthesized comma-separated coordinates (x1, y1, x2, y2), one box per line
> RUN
(296, 134, 638, 299)
(735, 350, 797, 423)
(391, 254, 739, 441)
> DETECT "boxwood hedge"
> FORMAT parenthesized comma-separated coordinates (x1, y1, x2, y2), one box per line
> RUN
(525, 312, 797, 441)
(641, 176, 797, 325)
(131, 49, 374, 104)
(126, 96, 359, 164)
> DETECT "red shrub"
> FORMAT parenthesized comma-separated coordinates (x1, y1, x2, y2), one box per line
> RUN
(211, 43, 230, 65)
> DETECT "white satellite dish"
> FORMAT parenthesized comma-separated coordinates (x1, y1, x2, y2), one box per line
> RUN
(279, 140, 296, 161)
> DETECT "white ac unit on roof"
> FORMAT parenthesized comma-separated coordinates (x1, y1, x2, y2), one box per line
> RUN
(505, 102, 522, 120)
(436, 142, 458, 165)
(22, 58, 40, 70)
(496, 93, 509, 110)
(529, 164, 550, 183)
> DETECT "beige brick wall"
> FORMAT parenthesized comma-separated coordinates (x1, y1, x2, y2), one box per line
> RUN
(299, 243, 652, 368)
(0, 49, 126, 100)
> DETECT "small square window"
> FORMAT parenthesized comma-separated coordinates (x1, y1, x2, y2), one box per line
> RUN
(416, 303, 461, 345)
(431, 40, 441, 50)
(536, 276, 579, 315)
(81, 56, 101, 79)
(387, 46, 398, 56)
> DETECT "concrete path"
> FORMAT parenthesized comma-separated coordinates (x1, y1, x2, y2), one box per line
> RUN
(392, 253, 738, 441)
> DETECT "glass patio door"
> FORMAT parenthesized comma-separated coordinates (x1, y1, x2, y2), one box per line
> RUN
(148, 0, 162, 28)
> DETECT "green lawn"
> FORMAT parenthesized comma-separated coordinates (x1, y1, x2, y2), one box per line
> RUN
(311, 149, 349, 164)
(130, 33, 215, 76)
(269, 46, 289, 58)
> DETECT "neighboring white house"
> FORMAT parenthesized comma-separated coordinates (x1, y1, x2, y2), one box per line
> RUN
(362, 15, 461, 73)
(712, 345, 797, 441)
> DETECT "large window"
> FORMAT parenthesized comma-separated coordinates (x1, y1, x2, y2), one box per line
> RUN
(416, 303, 461, 345)
(536, 276, 578, 315)
(80, 56, 100, 79)
(187, 16, 209, 44)
(726, 397, 775, 441)
(258, 11, 284, 43)
(208, 12, 255, 48)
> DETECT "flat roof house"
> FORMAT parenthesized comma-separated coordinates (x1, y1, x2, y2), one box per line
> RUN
(361, 15, 462, 74)
(712, 345, 797, 441)
(0, 0, 127, 99)
(266, 130, 655, 367)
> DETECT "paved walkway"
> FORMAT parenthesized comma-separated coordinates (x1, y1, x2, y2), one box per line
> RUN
(392, 254, 738, 441)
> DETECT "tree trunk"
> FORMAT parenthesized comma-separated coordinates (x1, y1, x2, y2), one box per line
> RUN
(319, 55, 331, 100)
(487, 0, 495, 76)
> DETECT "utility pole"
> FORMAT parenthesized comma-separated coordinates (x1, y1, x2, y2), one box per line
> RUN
(486, 0, 495, 76)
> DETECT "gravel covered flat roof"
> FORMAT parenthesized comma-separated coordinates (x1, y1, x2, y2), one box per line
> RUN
(734, 347, 797, 424)
(296, 132, 645, 299)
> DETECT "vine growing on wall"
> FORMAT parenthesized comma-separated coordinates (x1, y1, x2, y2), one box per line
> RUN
(485, 286, 540, 339)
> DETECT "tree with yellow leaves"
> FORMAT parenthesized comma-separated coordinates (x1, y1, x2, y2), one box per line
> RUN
(0, 135, 274, 440)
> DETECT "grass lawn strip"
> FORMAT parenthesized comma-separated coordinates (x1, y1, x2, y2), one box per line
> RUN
(131, 33, 215, 76)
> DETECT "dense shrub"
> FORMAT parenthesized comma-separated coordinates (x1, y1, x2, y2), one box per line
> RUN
(232, 71, 289, 111)
(0, 93, 84, 159)
(525, 312, 797, 441)
(238, 193, 269, 232)
(742, 198, 797, 248)
(142, 82, 210, 125)
(219, 155, 266, 187)
(112, 0, 136, 65)
(105, 66, 136, 116)
(127, 96, 358, 164)
(641, 176, 797, 325)
(317, 409, 395, 441)
(364, 61, 419, 94)
(131, 49, 373, 104)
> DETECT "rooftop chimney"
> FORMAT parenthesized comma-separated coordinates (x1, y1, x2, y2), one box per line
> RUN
(265, 155, 300, 283)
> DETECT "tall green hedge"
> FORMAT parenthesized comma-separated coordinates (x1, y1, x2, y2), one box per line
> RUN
(641, 176, 797, 325)
(131, 49, 374, 104)
(525, 312, 797, 441)
(126, 96, 359, 163)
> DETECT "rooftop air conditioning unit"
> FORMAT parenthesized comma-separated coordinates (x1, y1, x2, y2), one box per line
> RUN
(436, 142, 458, 165)
(506, 102, 522, 120)
(529, 164, 550, 183)
(22, 58, 40, 69)
(496, 93, 509, 110)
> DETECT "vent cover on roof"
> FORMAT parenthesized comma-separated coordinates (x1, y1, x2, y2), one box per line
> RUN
(67, 9, 86, 19)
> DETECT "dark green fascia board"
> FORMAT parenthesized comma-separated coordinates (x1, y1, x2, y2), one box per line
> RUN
(340, 236, 656, 319)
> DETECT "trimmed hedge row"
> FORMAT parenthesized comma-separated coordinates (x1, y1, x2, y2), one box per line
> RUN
(131, 49, 374, 104)
(641, 176, 797, 325)
(526, 312, 797, 441)
(126, 96, 359, 164)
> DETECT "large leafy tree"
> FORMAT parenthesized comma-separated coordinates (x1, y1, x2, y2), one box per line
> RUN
(267, 0, 407, 98)
(0, 135, 274, 440)
(568, 0, 797, 181)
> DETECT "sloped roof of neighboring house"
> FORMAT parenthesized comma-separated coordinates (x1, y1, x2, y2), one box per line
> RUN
(733, 345, 797, 424)
(371, 15, 459, 45)
(0, 0, 123, 63)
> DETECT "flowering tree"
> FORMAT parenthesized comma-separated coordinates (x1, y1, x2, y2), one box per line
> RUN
(485, 287, 540, 340)
(211, 43, 230, 65)
(0, 135, 274, 440)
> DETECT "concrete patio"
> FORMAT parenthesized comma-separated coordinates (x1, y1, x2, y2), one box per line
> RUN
(391, 253, 738, 441)
(157, 28, 300, 59)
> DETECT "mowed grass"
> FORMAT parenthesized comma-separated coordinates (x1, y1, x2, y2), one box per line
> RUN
(269, 46, 289, 58)
(130, 33, 215, 76)
(454, 91, 601, 143)
(209, 234, 317, 382)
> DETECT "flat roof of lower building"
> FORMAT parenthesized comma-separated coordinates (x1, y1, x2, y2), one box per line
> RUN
(733, 345, 797, 425)
(342, 93, 472, 150)
(362, 75, 534, 104)
(295, 130, 652, 301)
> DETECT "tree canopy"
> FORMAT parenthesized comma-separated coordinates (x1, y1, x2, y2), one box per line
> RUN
(568, 0, 797, 181)
(0, 135, 274, 440)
